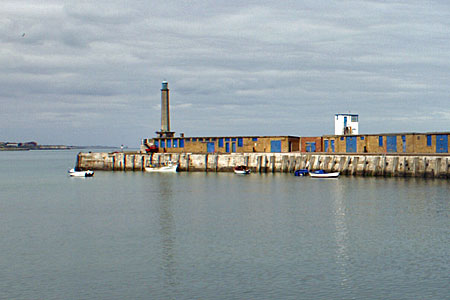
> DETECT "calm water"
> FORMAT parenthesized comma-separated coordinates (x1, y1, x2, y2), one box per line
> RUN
(0, 150, 449, 300)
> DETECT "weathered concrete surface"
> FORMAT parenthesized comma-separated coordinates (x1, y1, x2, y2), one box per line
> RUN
(77, 152, 450, 178)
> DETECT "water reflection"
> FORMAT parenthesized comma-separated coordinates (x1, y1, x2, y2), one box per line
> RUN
(332, 180, 350, 289)
(153, 175, 178, 296)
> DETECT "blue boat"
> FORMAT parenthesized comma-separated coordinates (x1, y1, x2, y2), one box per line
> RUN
(294, 169, 309, 176)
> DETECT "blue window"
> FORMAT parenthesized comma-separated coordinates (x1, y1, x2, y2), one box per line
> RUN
(167, 139, 172, 148)
(192, 138, 197, 142)
(179, 139, 184, 148)
(161, 140, 165, 148)
(225, 138, 230, 141)
(218, 138, 224, 147)
(212, 138, 216, 141)
(340, 137, 344, 141)
(238, 138, 243, 147)
(379, 136, 383, 147)
(360, 136, 365, 140)
(402, 136, 406, 153)
(427, 135, 432, 146)
(306, 142, 316, 152)
(173, 139, 178, 148)
(252, 137, 258, 141)
(199, 138, 203, 142)
(185, 138, 190, 142)
(205, 138, 210, 142)
(154, 140, 159, 147)
(232, 138, 236, 141)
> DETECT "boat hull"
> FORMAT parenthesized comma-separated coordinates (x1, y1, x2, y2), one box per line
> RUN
(145, 164, 178, 173)
(234, 169, 251, 175)
(69, 169, 94, 177)
(309, 172, 340, 178)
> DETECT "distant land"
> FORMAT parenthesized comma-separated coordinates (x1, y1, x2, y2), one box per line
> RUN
(0, 141, 118, 151)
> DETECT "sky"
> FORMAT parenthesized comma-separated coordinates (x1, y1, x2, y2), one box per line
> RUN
(1, 0, 449, 147)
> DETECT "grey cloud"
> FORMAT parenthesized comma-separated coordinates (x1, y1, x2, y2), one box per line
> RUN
(1, 0, 449, 146)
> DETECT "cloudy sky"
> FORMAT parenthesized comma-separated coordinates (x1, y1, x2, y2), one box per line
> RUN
(1, 0, 449, 147)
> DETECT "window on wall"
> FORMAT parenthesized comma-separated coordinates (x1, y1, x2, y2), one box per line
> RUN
(252, 137, 258, 141)
(340, 137, 344, 141)
(232, 138, 236, 141)
(218, 138, 224, 147)
(225, 138, 230, 141)
(173, 139, 178, 148)
(238, 138, 243, 147)
(161, 140, 165, 148)
(427, 135, 432, 146)
(379, 136, 383, 146)
(179, 139, 184, 148)
(199, 138, 203, 142)
(167, 139, 172, 148)
(192, 138, 197, 142)
(360, 136, 365, 140)
(352, 116, 358, 122)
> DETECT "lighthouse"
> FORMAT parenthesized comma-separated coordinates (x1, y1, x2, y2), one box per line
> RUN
(156, 81, 175, 138)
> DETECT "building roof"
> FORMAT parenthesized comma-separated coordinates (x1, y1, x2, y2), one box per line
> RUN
(335, 113, 359, 117)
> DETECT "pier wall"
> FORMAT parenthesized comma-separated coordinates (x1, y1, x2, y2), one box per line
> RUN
(77, 152, 450, 178)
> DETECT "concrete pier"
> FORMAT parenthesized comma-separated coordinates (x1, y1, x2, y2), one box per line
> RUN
(77, 152, 450, 178)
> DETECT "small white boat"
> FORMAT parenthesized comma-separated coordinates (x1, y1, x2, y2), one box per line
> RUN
(309, 170, 340, 178)
(145, 161, 178, 173)
(68, 168, 94, 177)
(234, 165, 251, 174)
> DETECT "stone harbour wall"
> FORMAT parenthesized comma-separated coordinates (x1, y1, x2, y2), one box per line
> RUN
(76, 152, 450, 178)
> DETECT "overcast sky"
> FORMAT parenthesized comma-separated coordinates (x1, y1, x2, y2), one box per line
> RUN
(1, 0, 449, 146)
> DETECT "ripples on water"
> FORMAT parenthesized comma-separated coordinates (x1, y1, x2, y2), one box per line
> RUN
(0, 151, 449, 300)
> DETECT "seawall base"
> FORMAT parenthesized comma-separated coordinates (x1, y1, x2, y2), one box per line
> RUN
(76, 152, 450, 178)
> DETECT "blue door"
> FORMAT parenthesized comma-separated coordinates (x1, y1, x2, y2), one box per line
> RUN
(436, 135, 448, 153)
(346, 136, 357, 152)
(207, 142, 215, 153)
(225, 143, 230, 153)
(331, 140, 335, 152)
(402, 136, 406, 152)
(324, 140, 329, 152)
(271, 140, 281, 152)
(387, 136, 397, 152)
(232, 142, 236, 152)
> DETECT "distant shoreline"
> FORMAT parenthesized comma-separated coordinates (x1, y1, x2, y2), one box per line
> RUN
(0, 145, 118, 151)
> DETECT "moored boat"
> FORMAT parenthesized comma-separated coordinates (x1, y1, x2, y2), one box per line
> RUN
(145, 161, 178, 173)
(68, 168, 94, 177)
(294, 169, 309, 176)
(309, 170, 340, 178)
(234, 165, 251, 174)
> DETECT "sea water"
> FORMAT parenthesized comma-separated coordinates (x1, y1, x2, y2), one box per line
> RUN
(0, 150, 449, 300)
